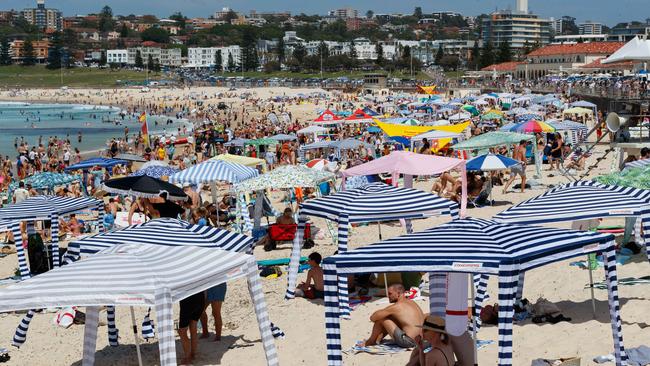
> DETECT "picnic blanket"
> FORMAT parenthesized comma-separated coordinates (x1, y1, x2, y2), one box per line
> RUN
(345, 339, 495, 355)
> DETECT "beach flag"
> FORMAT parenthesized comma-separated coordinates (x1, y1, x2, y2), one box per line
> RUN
(139, 112, 149, 147)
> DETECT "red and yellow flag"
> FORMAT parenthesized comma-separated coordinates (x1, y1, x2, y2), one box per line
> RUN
(139, 112, 149, 146)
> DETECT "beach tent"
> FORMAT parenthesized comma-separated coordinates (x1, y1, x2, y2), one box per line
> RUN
(321, 218, 624, 366)
(417, 85, 439, 94)
(313, 109, 343, 125)
(563, 107, 594, 116)
(115, 153, 146, 163)
(342, 151, 468, 216)
(269, 133, 297, 141)
(210, 153, 266, 169)
(0, 243, 278, 366)
(344, 109, 375, 124)
(0, 195, 105, 348)
(602, 36, 650, 64)
(232, 165, 335, 194)
(547, 120, 589, 145)
(65, 157, 127, 171)
(297, 125, 328, 135)
(8, 172, 82, 196)
(376, 120, 470, 151)
(131, 165, 179, 179)
(452, 131, 540, 177)
(624, 157, 650, 171)
(448, 111, 472, 121)
(169, 160, 258, 185)
(285, 183, 459, 316)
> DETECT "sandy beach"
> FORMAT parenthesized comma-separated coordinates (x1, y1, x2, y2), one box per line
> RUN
(0, 86, 648, 366)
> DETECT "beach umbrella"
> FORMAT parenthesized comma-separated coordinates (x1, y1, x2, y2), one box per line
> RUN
(461, 104, 480, 116)
(466, 153, 521, 205)
(305, 158, 329, 171)
(399, 118, 421, 126)
(297, 125, 328, 135)
(115, 153, 146, 163)
(210, 153, 265, 168)
(505, 119, 556, 133)
(480, 112, 504, 121)
(169, 160, 258, 185)
(102, 175, 188, 201)
(65, 157, 127, 171)
(140, 160, 169, 169)
(232, 165, 335, 193)
(10, 172, 81, 193)
(131, 165, 180, 179)
(448, 111, 471, 121)
(623, 157, 650, 171)
(514, 112, 544, 122)
(367, 126, 382, 133)
(224, 138, 250, 147)
(245, 138, 279, 147)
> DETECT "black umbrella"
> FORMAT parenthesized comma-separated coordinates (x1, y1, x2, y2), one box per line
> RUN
(102, 175, 188, 201)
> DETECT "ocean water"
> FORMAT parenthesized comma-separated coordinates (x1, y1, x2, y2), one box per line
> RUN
(0, 102, 188, 158)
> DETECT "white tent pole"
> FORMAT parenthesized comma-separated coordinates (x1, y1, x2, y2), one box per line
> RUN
(470, 275, 478, 366)
(588, 259, 597, 319)
(130, 306, 144, 366)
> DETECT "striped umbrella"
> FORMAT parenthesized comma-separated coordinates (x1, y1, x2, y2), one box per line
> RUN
(169, 160, 258, 185)
(466, 153, 521, 171)
(506, 119, 555, 133)
(321, 218, 624, 366)
(131, 165, 180, 179)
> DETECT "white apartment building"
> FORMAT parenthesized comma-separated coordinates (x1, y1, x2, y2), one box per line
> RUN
(126, 47, 182, 67)
(107, 49, 128, 64)
(579, 21, 604, 35)
(187, 46, 241, 70)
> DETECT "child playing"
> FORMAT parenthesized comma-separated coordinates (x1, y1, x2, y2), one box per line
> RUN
(295, 252, 324, 299)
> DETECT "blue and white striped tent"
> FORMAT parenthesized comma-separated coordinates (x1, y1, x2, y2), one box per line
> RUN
(0, 244, 279, 366)
(168, 160, 258, 184)
(321, 218, 625, 366)
(624, 157, 650, 170)
(65, 157, 127, 171)
(493, 181, 650, 264)
(131, 165, 180, 179)
(0, 196, 105, 348)
(286, 183, 459, 316)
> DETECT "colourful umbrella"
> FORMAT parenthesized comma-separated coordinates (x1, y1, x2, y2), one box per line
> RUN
(506, 120, 556, 133)
(480, 112, 503, 121)
(305, 159, 328, 171)
(461, 105, 480, 116)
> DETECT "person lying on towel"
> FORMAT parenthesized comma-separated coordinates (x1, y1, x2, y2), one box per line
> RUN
(360, 283, 424, 349)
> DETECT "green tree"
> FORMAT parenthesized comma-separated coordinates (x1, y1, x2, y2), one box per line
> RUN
(470, 39, 480, 69)
(227, 51, 236, 71)
(0, 38, 12, 66)
(119, 23, 129, 38)
(147, 54, 154, 71)
(100, 51, 107, 66)
(413, 7, 423, 19)
(224, 10, 238, 23)
(21, 39, 36, 66)
(439, 55, 460, 71)
(47, 32, 63, 70)
(141, 27, 170, 43)
(240, 28, 259, 71)
(153, 58, 161, 72)
(349, 39, 358, 66)
(62, 29, 78, 50)
(277, 37, 285, 64)
(375, 43, 384, 66)
(214, 49, 222, 71)
(292, 43, 306, 64)
(169, 12, 187, 29)
(135, 50, 144, 68)
(435, 43, 444, 65)
(98, 5, 116, 32)
(496, 41, 512, 63)
(366, 10, 374, 19)
(479, 41, 495, 68)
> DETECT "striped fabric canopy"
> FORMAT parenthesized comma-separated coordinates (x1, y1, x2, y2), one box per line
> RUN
(0, 244, 278, 366)
(320, 218, 625, 366)
(625, 158, 650, 170)
(286, 183, 459, 316)
(66, 218, 254, 262)
(493, 181, 650, 265)
(0, 195, 100, 221)
(168, 160, 258, 184)
(65, 157, 127, 171)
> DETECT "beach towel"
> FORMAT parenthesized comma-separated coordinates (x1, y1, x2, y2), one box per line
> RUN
(590, 276, 650, 290)
(345, 341, 411, 355)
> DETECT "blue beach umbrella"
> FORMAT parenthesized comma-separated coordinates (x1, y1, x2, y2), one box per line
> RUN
(466, 153, 522, 205)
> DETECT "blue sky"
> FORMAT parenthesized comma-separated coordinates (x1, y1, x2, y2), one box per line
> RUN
(11, 0, 650, 26)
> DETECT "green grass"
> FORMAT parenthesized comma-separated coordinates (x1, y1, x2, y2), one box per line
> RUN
(444, 70, 465, 79)
(0, 65, 165, 88)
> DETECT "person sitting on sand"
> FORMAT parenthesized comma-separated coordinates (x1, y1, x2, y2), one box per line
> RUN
(406, 315, 455, 366)
(295, 252, 324, 299)
(67, 214, 82, 236)
(360, 283, 424, 349)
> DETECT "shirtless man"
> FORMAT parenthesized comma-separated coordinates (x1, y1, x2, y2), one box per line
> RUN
(362, 283, 424, 348)
(182, 183, 201, 209)
(503, 140, 528, 194)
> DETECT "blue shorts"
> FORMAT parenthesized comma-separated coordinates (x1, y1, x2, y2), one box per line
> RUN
(206, 283, 227, 302)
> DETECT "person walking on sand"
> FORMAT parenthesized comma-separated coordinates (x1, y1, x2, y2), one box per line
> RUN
(361, 283, 424, 349)
(503, 140, 528, 194)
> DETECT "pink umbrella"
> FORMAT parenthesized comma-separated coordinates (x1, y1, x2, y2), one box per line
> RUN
(342, 151, 468, 216)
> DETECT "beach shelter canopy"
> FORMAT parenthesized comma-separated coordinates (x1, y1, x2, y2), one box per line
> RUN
(297, 125, 328, 134)
(570, 100, 597, 108)
(320, 218, 624, 366)
(169, 160, 258, 185)
(210, 153, 266, 168)
(602, 36, 650, 64)
(344, 109, 375, 124)
(224, 138, 250, 147)
(624, 157, 650, 171)
(330, 138, 374, 151)
(131, 165, 179, 179)
(115, 153, 147, 163)
(342, 151, 467, 216)
(494, 180, 650, 263)
(453, 131, 535, 151)
(0, 243, 278, 366)
(596, 164, 650, 190)
(563, 107, 594, 115)
(285, 182, 460, 313)
(269, 133, 297, 141)
(65, 157, 127, 171)
(9, 172, 81, 193)
(448, 111, 471, 121)
(232, 165, 335, 193)
(0, 195, 103, 276)
(300, 140, 334, 151)
(313, 109, 343, 124)
(245, 138, 279, 147)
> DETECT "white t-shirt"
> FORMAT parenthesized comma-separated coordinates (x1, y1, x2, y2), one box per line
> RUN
(63, 151, 71, 162)
(14, 188, 29, 203)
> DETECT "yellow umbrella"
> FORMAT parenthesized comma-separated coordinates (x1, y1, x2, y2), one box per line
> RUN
(210, 153, 267, 171)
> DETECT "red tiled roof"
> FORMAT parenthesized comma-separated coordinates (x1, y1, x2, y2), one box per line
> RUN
(581, 57, 635, 69)
(141, 41, 161, 47)
(527, 42, 624, 57)
(481, 61, 523, 72)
